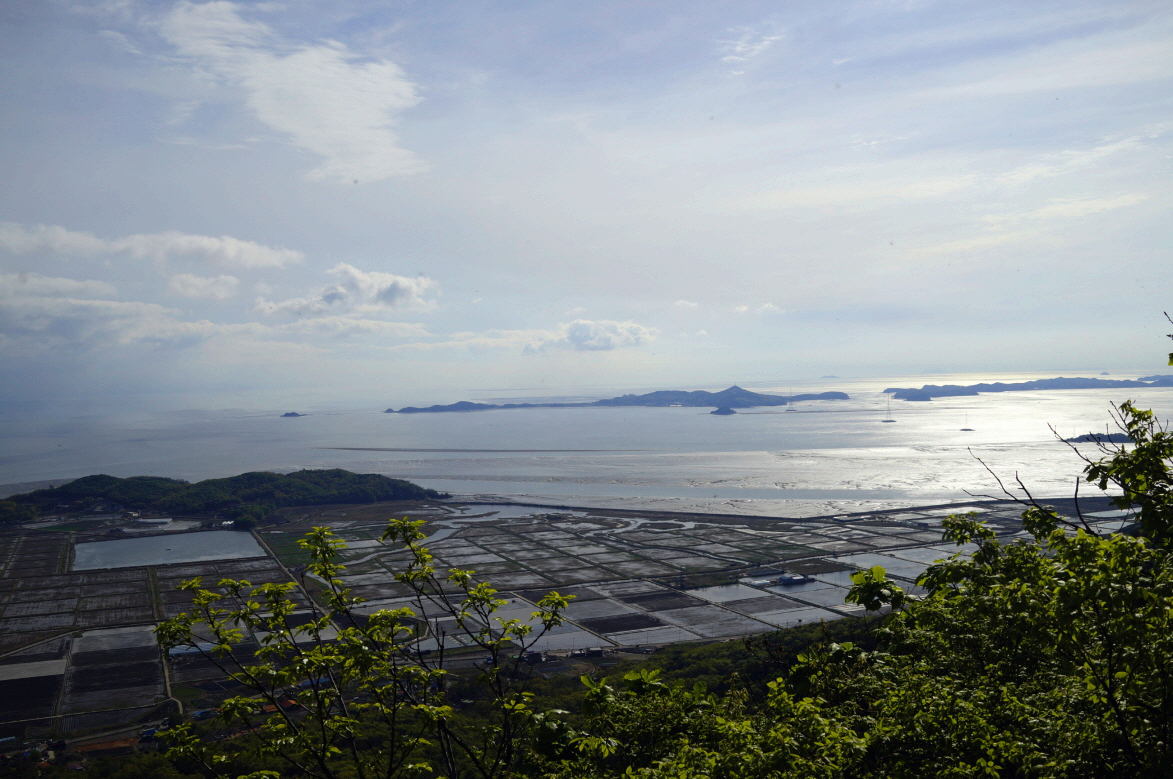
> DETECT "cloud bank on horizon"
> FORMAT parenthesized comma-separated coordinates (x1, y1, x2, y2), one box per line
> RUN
(0, 0, 1170, 407)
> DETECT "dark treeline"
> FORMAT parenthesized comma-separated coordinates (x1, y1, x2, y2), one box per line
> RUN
(5, 469, 446, 522)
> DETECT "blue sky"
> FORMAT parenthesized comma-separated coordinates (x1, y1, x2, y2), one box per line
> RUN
(1, 0, 1170, 408)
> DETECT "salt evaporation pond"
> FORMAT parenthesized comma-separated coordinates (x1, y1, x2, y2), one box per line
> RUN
(73, 531, 266, 570)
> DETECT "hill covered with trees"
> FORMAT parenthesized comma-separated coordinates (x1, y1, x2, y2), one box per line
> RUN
(6, 469, 446, 522)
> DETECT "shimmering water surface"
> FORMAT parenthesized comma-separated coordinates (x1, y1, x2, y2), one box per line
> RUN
(3, 372, 1170, 517)
(73, 531, 266, 570)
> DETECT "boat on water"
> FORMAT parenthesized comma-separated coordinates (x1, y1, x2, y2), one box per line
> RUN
(882, 394, 896, 423)
(960, 412, 974, 431)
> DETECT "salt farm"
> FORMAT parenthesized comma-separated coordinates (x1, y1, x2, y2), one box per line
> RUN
(0, 495, 1130, 745)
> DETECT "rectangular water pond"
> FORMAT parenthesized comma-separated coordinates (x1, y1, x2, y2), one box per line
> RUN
(73, 531, 267, 570)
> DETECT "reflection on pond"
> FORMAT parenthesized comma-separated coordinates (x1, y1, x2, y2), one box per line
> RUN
(73, 531, 266, 570)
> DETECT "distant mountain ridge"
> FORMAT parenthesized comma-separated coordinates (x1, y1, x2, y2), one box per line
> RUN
(885, 375, 1173, 401)
(389, 385, 849, 413)
(594, 385, 848, 407)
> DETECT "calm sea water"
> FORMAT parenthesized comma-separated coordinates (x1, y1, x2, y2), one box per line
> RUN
(3, 372, 1170, 518)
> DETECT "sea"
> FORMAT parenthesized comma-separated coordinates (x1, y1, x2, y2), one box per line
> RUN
(2, 371, 1170, 518)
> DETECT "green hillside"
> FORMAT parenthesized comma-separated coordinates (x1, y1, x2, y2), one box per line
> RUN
(7, 469, 446, 521)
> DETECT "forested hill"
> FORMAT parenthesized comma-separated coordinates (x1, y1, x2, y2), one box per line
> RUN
(7, 469, 445, 520)
(392, 385, 849, 413)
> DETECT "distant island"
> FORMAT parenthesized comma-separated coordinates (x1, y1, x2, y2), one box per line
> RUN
(1065, 432, 1132, 443)
(387, 385, 850, 414)
(710, 406, 737, 415)
(885, 375, 1173, 402)
(281, 412, 304, 417)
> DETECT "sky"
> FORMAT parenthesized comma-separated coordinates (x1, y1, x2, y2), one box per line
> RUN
(1, 0, 1171, 410)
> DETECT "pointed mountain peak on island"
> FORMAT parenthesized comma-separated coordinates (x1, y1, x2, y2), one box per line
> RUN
(393, 385, 849, 413)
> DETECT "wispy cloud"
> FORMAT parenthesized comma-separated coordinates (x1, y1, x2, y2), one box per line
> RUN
(909, 193, 1151, 259)
(0, 271, 117, 299)
(733, 302, 784, 315)
(0, 292, 255, 350)
(1, 270, 424, 352)
(719, 25, 784, 73)
(279, 316, 428, 339)
(0, 221, 303, 268)
(990, 193, 1150, 225)
(674, 299, 699, 308)
(996, 136, 1149, 186)
(97, 29, 143, 55)
(389, 319, 658, 355)
(159, 1, 426, 183)
(168, 273, 239, 300)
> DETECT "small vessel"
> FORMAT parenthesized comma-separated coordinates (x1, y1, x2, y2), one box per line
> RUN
(785, 387, 797, 411)
(960, 412, 974, 432)
(881, 394, 896, 423)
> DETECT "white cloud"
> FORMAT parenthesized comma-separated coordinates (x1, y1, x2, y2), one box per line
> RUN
(168, 273, 239, 299)
(279, 316, 428, 339)
(0, 222, 303, 268)
(0, 270, 248, 350)
(674, 299, 698, 308)
(387, 328, 557, 353)
(160, 1, 426, 183)
(733, 303, 783, 315)
(0, 222, 108, 255)
(112, 231, 302, 268)
(0, 294, 239, 350)
(524, 319, 657, 354)
(256, 263, 438, 316)
(0, 271, 116, 299)
(386, 319, 658, 355)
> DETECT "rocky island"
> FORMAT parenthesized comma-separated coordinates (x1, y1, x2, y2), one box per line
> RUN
(387, 385, 850, 414)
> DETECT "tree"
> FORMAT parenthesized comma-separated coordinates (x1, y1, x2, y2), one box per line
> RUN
(0, 499, 37, 524)
(155, 518, 569, 779)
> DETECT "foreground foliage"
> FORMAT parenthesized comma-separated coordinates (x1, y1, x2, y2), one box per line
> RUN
(155, 519, 568, 779)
